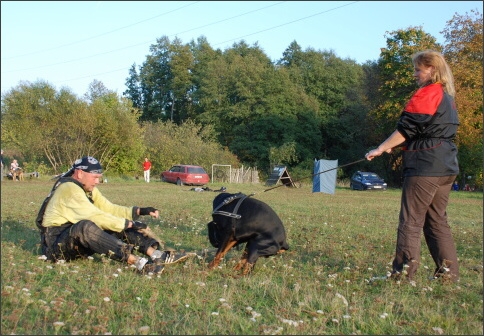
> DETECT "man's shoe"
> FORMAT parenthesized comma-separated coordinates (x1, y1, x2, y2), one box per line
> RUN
(141, 262, 164, 275)
(135, 257, 164, 275)
(157, 251, 197, 265)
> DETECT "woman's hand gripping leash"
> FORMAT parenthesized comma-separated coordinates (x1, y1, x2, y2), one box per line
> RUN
(365, 148, 392, 161)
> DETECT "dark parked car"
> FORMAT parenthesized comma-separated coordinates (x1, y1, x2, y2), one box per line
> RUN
(350, 171, 387, 191)
(161, 165, 210, 186)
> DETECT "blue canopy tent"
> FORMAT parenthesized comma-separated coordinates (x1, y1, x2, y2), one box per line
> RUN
(312, 159, 338, 194)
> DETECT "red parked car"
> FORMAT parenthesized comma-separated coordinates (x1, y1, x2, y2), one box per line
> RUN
(161, 165, 210, 186)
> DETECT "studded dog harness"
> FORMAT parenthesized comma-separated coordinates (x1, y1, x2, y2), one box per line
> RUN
(212, 193, 255, 219)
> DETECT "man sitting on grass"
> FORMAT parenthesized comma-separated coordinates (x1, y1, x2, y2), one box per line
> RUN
(37, 156, 195, 275)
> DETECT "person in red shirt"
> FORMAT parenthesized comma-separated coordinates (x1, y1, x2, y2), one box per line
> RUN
(143, 157, 152, 183)
(366, 50, 459, 284)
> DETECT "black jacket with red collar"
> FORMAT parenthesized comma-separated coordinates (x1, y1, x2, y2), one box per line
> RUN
(397, 83, 459, 177)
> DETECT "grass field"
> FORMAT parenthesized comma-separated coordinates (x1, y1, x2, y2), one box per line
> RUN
(1, 177, 482, 335)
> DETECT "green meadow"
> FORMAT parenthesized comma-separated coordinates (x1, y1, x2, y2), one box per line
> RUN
(1, 178, 482, 335)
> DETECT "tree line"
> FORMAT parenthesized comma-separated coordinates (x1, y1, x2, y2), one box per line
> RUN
(1, 10, 481, 187)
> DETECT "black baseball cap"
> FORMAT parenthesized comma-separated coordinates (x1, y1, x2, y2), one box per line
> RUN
(61, 156, 103, 177)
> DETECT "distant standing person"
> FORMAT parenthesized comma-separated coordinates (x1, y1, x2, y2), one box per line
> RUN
(143, 157, 152, 183)
(0, 149, 4, 181)
(366, 50, 460, 283)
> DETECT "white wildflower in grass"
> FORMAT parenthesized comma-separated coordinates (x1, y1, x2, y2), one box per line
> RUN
(138, 326, 150, 335)
(50, 300, 64, 306)
(185, 304, 189, 308)
(246, 306, 253, 312)
(367, 267, 373, 271)
(249, 317, 257, 322)
(46, 265, 53, 269)
(53, 321, 65, 327)
(113, 273, 119, 277)
(103, 297, 110, 302)
(343, 315, 351, 319)
(219, 298, 226, 302)
(211, 312, 219, 316)
(424, 265, 429, 269)
(56, 259, 66, 264)
(316, 310, 324, 314)
(38, 255, 47, 260)
(223, 284, 228, 288)
(432, 327, 444, 335)
(195, 281, 206, 287)
(331, 318, 339, 324)
(327, 283, 333, 288)
(343, 267, 351, 270)
(335, 293, 348, 307)
(136, 297, 142, 301)
(345, 280, 350, 283)
(85, 309, 91, 314)
(380, 313, 388, 319)
(22, 288, 30, 292)
(280, 318, 298, 327)
(262, 326, 284, 335)
(38, 299, 47, 304)
(251, 311, 261, 318)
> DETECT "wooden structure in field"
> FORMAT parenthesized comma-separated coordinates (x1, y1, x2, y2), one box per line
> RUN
(265, 165, 296, 187)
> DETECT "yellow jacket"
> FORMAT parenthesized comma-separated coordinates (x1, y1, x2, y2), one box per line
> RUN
(42, 181, 137, 232)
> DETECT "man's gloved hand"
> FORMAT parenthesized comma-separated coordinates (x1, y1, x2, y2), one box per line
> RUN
(132, 221, 147, 230)
(139, 207, 158, 216)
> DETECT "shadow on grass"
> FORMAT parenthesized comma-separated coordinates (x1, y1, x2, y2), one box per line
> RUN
(1, 219, 41, 255)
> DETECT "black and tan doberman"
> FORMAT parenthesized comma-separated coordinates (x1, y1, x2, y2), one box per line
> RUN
(207, 192, 289, 275)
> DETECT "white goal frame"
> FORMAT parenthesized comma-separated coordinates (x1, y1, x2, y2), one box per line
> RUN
(211, 164, 232, 183)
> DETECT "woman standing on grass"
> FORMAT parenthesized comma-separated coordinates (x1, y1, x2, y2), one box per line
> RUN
(366, 50, 459, 283)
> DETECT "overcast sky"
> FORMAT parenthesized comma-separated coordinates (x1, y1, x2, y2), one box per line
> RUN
(1, 1, 481, 97)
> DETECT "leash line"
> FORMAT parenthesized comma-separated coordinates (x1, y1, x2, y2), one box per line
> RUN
(263, 157, 367, 192)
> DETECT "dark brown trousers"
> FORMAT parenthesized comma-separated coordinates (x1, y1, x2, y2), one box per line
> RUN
(392, 175, 459, 282)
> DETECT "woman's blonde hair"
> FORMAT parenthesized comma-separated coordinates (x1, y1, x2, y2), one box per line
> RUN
(412, 50, 456, 97)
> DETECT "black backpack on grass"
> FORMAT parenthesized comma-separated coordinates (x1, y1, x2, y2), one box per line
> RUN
(35, 177, 86, 257)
